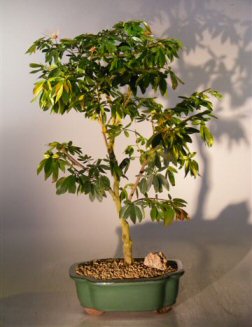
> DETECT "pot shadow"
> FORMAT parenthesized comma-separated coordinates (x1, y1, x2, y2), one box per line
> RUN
(75, 311, 178, 327)
(0, 292, 179, 327)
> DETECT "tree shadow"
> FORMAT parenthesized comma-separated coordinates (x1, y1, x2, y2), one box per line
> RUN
(136, 0, 252, 125)
(115, 0, 252, 307)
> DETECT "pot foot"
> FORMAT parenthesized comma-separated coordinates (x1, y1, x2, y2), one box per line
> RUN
(156, 306, 172, 314)
(83, 307, 105, 316)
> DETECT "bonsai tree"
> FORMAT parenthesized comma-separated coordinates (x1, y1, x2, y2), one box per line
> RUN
(27, 20, 221, 265)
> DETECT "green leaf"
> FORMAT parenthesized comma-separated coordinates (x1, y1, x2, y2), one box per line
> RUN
(94, 186, 103, 201)
(26, 44, 37, 54)
(184, 161, 190, 177)
(190, 160, 199, 177)
(120, 204, 129, 218)
(33, 81, 44, 97)
(153, 175, 161, 193)
(111, 163, 123, 179)
(55, 84, 64, 103)
(150, 206, 158, 220)
(156, 48, 166, 66)
(163, 206, 175, 225)
(125, 145, 134, 157)
(168, 171, 175, 186)
(185, 127, 199, 134)
(135, 205, 143, 222)
(169, 71, 178, 90)
(155, 154, 162, 169)
(89, 190, 95, 201)
(125, 204, 136, 223)
(124, 130, 130, 137)
(129, 206, 137, 223)
(58, 159, 67, 172)
(168, 166, 177, 173)
(29, 63, 43, 68)
(173, 198, 187, 207)
(56, 177, 68, 195)
(200, 125, 214, 147)
(149, 133, 162, 148)
(37, 159, 46, 175)
(146, 175, 154, 192)
(158, 174, 169, 191)
(68, 176, 77, 193)
(119, 158, 130, 173)
(52, 159, 59, 182)
(57, 175, 77, 194)
(100, 175, 110, 189)
(120, 189, 128, 201)
(139, 178, 148, 194)
(207, 89, 223, 100)
(44, 157, 53, 180)
(159, 77, 167, 96)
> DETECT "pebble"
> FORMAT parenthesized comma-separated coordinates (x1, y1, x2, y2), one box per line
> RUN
(143, 251, 168, 271)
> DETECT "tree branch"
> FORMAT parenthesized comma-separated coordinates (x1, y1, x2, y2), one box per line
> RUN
(98, 118, 117, 199)
(123, 128, 143, 138)
(124, 87, 133, 108)
(133, 197, 169, 203)
(99, 120, 110, 149)
(62, 149, 85, 170)
(128, 161, 148, 201)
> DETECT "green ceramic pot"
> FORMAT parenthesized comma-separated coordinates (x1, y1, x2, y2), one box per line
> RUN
(69, 259, 184, 313)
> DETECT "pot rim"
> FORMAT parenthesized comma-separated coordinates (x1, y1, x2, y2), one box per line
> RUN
(69, 258, 184, 283)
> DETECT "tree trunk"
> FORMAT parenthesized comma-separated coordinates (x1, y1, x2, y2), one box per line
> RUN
(99, 120, 133, 265)
(113, 183, 133, 265)
(121, 217, 133, 265)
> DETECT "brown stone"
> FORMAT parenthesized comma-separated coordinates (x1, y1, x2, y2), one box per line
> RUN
(143, 252, 168, 271)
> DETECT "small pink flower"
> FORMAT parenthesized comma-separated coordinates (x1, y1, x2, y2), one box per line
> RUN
(89, 46, 97, 53)
(50, 30, 60, 40)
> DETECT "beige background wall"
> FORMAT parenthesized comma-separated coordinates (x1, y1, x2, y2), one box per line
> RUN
(1, 0, 251, 326)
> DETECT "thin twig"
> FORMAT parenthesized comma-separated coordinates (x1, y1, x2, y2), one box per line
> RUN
(133, 197, 169, 203)
(123, 128, 143, 138)
(128, 161, 148, 201)
(62, 150, 85, 170)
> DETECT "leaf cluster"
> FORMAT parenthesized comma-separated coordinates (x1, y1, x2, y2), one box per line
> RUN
(28, 20, 222, 227)
(27, 20, 183, 118)
(37, 141, 111, 201)
(120, 196, 188, 225)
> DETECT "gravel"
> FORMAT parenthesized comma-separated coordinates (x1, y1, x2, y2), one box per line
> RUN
(75, 258, 176, 280)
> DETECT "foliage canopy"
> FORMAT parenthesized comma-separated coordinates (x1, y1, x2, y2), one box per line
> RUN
(27, 20, 221, 228)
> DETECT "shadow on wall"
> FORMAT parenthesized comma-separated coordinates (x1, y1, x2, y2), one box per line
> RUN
(139, 0, 252, 139)
(115, 0, 252, 303)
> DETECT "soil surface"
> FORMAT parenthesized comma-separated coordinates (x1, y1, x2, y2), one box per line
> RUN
(75, 258, 177, 280)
